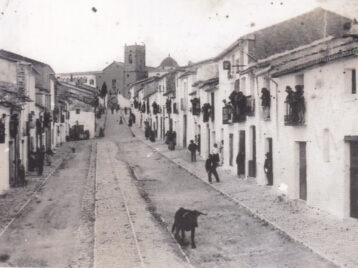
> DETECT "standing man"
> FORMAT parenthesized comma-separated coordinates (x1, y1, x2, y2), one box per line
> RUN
(212, 143, 220, 165)
(188, 140, 197, 162)
(264, 152, 273, 185)
(205, 154, 220, 183)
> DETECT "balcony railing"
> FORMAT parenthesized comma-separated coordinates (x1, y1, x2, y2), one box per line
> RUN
(222, 105, 246, 124)
(190, 98, 200, 116)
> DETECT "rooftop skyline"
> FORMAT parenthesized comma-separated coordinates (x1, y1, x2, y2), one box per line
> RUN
(0, 0, 357, 73)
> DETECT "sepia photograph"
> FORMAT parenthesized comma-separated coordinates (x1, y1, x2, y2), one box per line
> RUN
(1, 0, 358, 267)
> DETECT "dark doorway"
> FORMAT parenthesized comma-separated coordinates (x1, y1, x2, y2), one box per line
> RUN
(183, 115, 187, 148)
(248, 126, 256, 177)
(350, 142, 358, 218)
(299, 142, 307, 200)
(266, 138, 273, 185)
(169, 118, 173, 131)
(238, 131, 246, 176)
(211, 92, 215, 121)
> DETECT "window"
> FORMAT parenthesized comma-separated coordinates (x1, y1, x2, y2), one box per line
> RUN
(76, 109, 80, 114)
(129, 53, 133, 64)
(112, 79, 117, 89)
(345, 68, 357, 94)
(90, 79, 94, 85)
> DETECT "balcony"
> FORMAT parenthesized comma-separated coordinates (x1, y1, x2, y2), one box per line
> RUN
(284, 85, 305, 126)
(222, 105, 246, 124)
(190, 98, 201, 116)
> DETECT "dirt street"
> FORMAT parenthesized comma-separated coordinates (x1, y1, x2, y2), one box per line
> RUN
(0, 141, 96, 267)
(105, 111, 336, 268)
(0, 110, 337, 267)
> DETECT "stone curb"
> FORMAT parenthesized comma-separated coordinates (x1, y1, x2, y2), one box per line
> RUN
(131, 126, 341, 267)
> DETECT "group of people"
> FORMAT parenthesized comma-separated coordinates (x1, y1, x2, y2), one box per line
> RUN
(110, 104, 120, 114)
(144, 121, 156, 142)
(17, 146, 51, 187)
(285, 85, 305, 124)
(165, 130, 177, 150)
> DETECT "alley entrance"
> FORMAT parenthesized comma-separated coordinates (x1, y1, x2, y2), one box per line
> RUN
(238, 130, 245, 176)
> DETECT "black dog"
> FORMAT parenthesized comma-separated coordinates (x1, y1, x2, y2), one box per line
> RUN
(171, 207, 207, 248)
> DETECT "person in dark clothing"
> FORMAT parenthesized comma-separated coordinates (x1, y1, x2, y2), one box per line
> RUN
(111, 106, 114, 114)
(145, 125, 151, 139)
(17, 160, 26, 186)
(116, 104, 120, 113)
(261, 88, 271, 120)
(171, 131, 177, 150)
(188, 140, 197, 162)
(37, 147, 45, 176)
(264, 152, 273, 185)
(205, 154, 220, 183)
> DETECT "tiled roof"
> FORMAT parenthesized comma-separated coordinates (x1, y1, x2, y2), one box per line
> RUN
(271, 37, 358, 77)
(0, 49, 55, 73)
(215, 8, 351, 61)
(199, 77, 219, 89)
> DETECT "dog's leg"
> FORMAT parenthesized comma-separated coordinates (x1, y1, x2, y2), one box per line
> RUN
(171, 222, 176, 233)
(191, 228, 196, 249)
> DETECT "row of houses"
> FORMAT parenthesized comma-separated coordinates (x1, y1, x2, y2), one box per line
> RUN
(129, 8, 358, 219)
(0, 50, 98, 193)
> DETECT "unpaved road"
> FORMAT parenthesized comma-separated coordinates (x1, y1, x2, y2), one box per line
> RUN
(0, 110, 337, 268)
(105, 111, 336, 268)
(0, 141, 95, 267)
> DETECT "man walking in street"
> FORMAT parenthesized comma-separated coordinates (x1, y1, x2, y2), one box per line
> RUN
(205, 154, 220, 183)
(188, 140, 197, 162)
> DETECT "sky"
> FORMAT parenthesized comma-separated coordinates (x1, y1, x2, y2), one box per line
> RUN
(0, 0, 357, 73)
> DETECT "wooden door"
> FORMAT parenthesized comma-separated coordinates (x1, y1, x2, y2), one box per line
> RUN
(299, 142, 307, 200)
(350, 142, 358, 218)
(238, 131, 246, 175)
